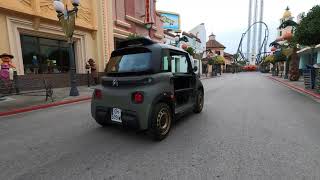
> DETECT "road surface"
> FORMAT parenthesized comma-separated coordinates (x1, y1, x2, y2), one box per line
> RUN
(1, 73, 320, 180)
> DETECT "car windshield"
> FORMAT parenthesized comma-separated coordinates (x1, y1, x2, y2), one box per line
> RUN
(105, 52, 152, 74)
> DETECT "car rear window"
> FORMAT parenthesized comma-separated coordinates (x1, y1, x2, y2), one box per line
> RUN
(105, 52, 152, 74)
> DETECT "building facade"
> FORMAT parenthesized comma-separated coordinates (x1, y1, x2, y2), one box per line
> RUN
(277, 7, 294, 40)
(206, 34, 225, 57)
(205, 34, 227, 74)
(181, 32, 202, 54)
(163, 30, 176, 46)
(112, 0, 164, 49)
(298, 45, 320, 69)
(223, 52, 234, 72)
(0, 0, 113, 89)
(189, 23, 206, 53)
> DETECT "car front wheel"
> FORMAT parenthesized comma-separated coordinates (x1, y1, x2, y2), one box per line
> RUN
(193, 90, 204, 113)
(150, 103, 172, 141)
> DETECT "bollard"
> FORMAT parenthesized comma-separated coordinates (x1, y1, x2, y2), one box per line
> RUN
(13, 71, 20, 94)
(87, 70, 90, 87)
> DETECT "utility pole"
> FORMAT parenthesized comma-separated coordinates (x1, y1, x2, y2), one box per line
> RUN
(246, 0, 253, 61)
(251, 0, 258, 64)
(258, 0, 264, 59)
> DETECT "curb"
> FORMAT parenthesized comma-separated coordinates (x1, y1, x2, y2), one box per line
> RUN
(268, 76, 320, 100)
(0, 96, 91, 117)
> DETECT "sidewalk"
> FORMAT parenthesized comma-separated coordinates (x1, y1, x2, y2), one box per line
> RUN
(0, 86, 95, 116)
(0, 74, 220, 116)
(200, 74, 223, 80)
(267, 75, 320, 101)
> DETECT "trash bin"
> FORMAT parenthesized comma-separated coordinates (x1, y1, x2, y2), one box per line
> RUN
(303, 69, 312, 89)
(306, 65, 316, 89)
(314, 64, 320, 93)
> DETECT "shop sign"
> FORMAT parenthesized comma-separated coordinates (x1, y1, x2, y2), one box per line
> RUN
(159, 11, 180, 31)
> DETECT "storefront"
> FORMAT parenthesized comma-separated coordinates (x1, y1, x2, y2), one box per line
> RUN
(298, 44, 320, 70)
(0, 0, 114, 90)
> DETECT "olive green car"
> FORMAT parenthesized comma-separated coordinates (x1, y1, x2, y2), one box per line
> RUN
(91, 38, 204, 140)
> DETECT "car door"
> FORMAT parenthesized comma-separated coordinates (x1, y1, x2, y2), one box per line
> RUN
(169, 50, 196, 107)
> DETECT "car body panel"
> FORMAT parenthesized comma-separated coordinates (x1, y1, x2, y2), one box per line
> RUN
(91, 38, 203, 131)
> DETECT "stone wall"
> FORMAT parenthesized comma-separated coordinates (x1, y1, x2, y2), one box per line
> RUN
(16, 73, 105, 91)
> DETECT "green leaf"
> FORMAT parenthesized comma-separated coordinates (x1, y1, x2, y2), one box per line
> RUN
(295, 5, 320, 46)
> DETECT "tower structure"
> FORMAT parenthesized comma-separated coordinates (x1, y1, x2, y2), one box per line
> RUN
(246, 0, 253, 62)
(246, 0, 264, 64)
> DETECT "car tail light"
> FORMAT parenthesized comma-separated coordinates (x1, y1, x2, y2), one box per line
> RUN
(133, 92, 144, 104)
(94, 89, 102, 99)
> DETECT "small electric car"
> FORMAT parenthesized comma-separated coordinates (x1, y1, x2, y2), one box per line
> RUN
(91, 38, 204, 140)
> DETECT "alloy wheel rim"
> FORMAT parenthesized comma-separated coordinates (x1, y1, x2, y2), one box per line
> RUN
(157, 108, 171, 135)
(199, 93, 203, 110)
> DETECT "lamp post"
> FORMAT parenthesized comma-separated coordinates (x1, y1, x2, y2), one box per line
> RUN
(53, 0, 79, 96)
(144, 22, 153, 39)
(174, 35, 181, 48)
(174, 33, 188, 48)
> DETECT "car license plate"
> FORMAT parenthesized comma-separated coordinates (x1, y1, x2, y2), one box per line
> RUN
(111, 108, 122, 123)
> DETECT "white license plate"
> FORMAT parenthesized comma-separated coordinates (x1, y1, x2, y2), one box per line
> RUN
(111, 108, 122, 123)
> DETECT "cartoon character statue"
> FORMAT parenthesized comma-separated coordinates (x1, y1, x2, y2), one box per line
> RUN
(86, 58, 98, 85)
(0, 53, 16, 81)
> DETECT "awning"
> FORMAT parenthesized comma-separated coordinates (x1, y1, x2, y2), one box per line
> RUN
(297, 44, 320, 54)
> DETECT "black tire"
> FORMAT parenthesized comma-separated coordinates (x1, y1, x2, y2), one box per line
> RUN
(193, 90, 204, 113)
(150, 103, 172, 141)
(95, 119, 110, 127)
(95, 113, 110, 127)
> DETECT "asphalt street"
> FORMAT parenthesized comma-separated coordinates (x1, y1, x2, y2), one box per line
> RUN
(1, 73, 320, 180)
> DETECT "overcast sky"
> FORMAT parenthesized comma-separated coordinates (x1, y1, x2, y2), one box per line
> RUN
(157, 0, 319, 53)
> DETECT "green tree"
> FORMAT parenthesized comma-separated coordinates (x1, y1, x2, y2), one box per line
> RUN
(264, 55, 275, 64)
(282, 5, 320, 80)
(278, 17, 300, 80)
(212, 55, 225, 65)
(295, 5, 320, 47)
(237, 60, 247, 66)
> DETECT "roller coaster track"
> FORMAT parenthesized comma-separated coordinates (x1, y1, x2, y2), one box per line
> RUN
(235, 21, 269, 64)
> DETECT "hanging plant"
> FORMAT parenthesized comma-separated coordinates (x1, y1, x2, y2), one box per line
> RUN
(212, 55, 225, 65)
(186, 47, 195, 56)
(264, 55, 275, 64)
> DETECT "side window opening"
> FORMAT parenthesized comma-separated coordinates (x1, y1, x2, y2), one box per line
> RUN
(162, 56, 170, 72)
(169, 51, 190, 73)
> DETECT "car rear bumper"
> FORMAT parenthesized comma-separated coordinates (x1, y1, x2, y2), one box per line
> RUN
(93, 106, 141, 130)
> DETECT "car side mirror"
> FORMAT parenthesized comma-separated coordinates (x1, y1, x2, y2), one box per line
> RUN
(193, 66, 198, 72)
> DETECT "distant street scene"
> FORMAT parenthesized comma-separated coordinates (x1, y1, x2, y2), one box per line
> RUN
(1, 0, 320, 179)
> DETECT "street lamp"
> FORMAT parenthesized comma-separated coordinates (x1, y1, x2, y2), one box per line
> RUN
(53, 0, 79, 96)
(174, 35, 180, 47)
(174, 34, 188, 48)
(144, 22, 154, 39)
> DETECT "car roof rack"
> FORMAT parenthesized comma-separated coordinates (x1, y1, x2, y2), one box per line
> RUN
(118, 38, 155, 49)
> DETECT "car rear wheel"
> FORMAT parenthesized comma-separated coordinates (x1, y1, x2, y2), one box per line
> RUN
(193, 90, 204, 113)
(150, 103, 172, 141)
(94, 112, 110, 127)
